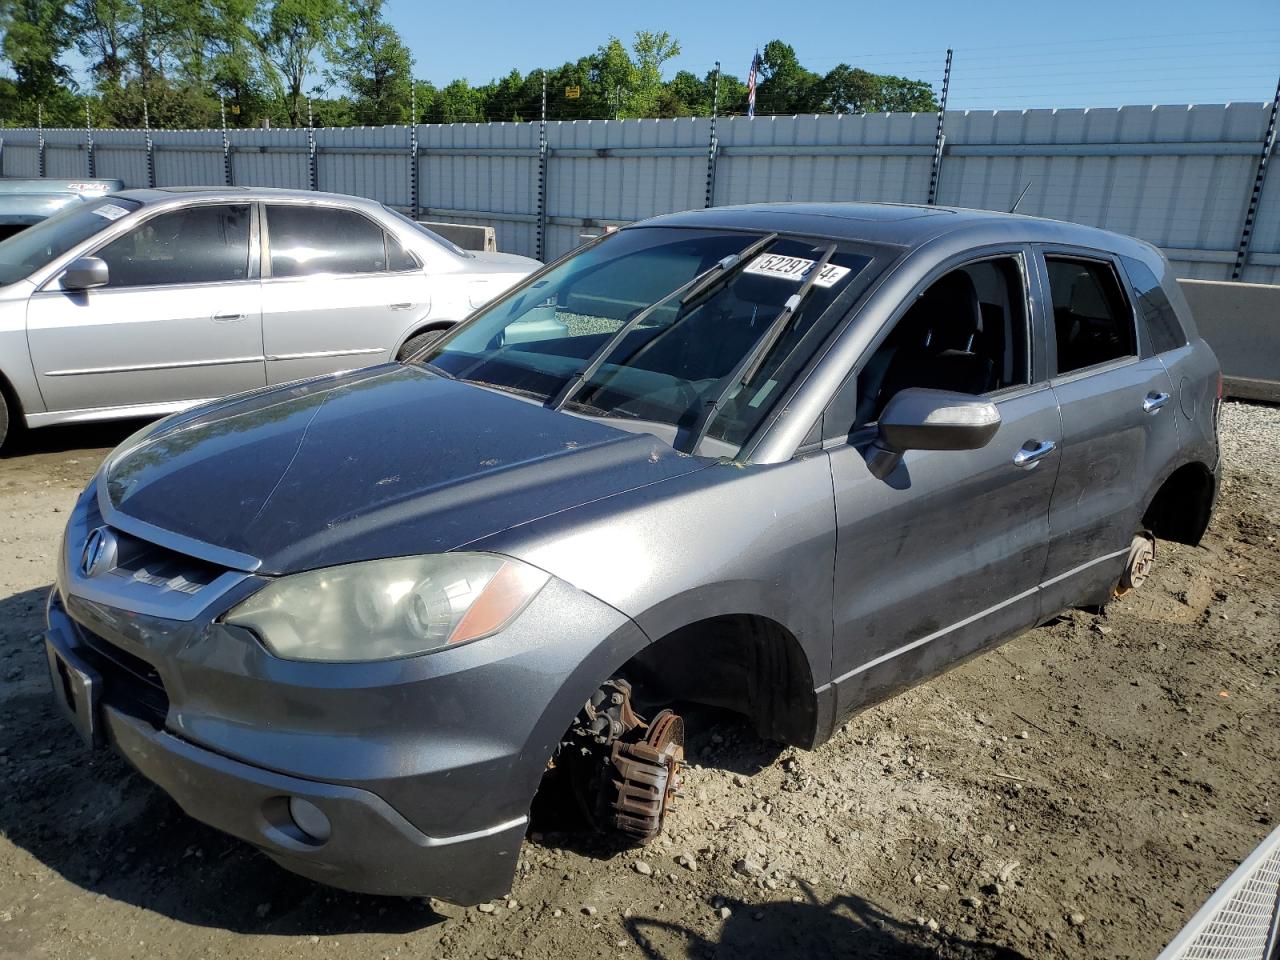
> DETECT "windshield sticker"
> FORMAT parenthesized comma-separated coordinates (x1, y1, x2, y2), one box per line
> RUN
(743, 254, 851, 288)
(68, 182, 109, 193)
(92, 202, 130, 221)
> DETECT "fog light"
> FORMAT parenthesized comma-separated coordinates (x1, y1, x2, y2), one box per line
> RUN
(288, 797, 331, 842)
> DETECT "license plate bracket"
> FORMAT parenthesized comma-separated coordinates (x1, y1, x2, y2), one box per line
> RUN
(45, 636, 103, 749)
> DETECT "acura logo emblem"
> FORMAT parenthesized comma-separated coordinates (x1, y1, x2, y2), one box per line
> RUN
(80, 527, 118, 578)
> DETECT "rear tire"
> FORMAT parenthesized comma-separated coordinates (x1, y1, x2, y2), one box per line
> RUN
(0, 390, 9, 453)
(396, 327, 448, 362)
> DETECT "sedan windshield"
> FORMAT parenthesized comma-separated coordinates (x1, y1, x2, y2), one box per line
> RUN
(422, 227, 879, 457)
(0, 197, 141, 287)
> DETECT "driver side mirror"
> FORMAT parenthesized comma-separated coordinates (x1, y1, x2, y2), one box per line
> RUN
(866, 387, 1001, 480)
(61, 256, 109, 291)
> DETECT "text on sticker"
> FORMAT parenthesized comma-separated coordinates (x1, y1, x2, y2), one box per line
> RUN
(743, 254, 851, 288)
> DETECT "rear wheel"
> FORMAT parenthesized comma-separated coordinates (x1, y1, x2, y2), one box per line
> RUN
(0, 390, 9, 453)
(396, 327, 448, 362)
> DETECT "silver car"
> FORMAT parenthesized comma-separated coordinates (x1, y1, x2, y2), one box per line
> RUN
(43, 202, 1220, 905)
(0, 187, 538, 449)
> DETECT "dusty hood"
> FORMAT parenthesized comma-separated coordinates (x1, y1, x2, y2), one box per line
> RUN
(101, 364, 705, 575)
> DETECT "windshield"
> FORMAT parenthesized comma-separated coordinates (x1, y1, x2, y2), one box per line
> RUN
(422, 227, 879, 457)
(382, 205, 472, 258)
(0, 197, 141, 287)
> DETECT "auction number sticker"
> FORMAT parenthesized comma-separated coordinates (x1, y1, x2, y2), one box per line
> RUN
(743, 253, 850, 288)
(92, 202, 130, 221)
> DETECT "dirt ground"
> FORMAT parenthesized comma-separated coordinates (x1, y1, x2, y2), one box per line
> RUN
(0, 402, 1276, 960)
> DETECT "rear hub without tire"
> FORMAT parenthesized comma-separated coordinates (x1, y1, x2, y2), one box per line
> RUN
(1115, 532, 1156, 597)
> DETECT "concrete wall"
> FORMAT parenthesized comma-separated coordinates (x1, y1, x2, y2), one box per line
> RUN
(1180, 279, 1280, 402)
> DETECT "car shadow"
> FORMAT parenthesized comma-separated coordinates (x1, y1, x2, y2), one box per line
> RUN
(0, 418, 149, 459)
(624, 881, 1029, 960)
(0, 584, 443, 936)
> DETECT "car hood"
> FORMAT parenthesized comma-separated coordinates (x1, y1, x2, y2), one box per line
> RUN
(101, 364, 707, 576)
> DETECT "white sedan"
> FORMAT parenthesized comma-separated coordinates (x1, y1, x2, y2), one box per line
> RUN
(0, 187, 539, 448)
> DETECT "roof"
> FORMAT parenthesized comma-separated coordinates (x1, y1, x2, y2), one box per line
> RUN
(638, 201, 1152, 258)
(114, 186, 387, 209)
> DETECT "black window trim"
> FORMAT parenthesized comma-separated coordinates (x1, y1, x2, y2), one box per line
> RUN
(1116, 253, 1188, 356)
(817, 243, 1041, 447)
(64, 199, 259, 293)
(1035, 244, 1143, 382)
(259, 200, 409, 281)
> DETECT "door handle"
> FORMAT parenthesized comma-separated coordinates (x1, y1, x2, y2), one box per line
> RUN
(1013, 438, 1057, 469)
(212, 312, 247, 322)
(1143, 391, 1170, 414)
(389, 302, 415, 311)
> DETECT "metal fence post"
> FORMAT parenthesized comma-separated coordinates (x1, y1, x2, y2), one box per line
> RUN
(705, 61, 720, 208)
(536, 70, 548, 262)
(408, 86, 419, 217)
(85, 103, 96, 178)
(307, 97, 318, 191)
(1232, 72, 1280, 281)
(927, 48, 953, 206)
(143, 98, 156, 188)
(37, 103, 45, 178)
(220, 96, 233, 186)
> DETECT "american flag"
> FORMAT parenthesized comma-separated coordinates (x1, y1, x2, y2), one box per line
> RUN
(747, 50, 761, 118)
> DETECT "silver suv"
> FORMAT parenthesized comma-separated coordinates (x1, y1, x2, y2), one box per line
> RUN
(0, 187, 538, 448)
(44, 203, 1220, 906)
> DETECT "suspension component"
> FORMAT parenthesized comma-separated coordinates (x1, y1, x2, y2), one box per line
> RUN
(558, 679, 684, 844)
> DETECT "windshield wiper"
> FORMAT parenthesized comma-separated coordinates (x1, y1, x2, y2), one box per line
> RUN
(546, 232, 778, 411)
(681, 243, 838, 456)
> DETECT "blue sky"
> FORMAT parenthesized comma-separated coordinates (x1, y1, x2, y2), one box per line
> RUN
(384, 0, 1280, 110)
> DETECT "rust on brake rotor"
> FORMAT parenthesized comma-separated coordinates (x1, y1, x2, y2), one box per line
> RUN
(609, 708, 685, 843)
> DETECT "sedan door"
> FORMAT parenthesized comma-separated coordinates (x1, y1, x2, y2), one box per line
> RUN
(824, 251, 1062, 715)
(1035, 250, 1183, 613)
(259, 203, 430, 383)
(26, 202, 265, 414)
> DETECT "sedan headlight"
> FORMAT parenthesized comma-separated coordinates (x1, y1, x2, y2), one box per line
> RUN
(224, 553, 549, 662)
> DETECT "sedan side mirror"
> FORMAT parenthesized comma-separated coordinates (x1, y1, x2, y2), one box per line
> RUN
(61, 256, 109, 291)
(867, 387, 1001, 480)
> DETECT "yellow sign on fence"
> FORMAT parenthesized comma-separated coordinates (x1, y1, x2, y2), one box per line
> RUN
(565, 85, 581, 100)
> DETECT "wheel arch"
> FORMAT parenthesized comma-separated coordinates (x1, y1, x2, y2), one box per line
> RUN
(1142, 459, 1217, 546)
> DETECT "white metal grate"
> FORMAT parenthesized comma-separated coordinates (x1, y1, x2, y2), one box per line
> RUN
(1158, 826, 1280, 960)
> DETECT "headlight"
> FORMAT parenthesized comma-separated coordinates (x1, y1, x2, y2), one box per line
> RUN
(223, 553, 549, 662)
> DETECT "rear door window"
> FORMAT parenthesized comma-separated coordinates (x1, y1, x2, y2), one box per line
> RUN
(1121, 256, 1187, 355)
(96, 204, 251, 287)
(266, 205, 387, 278)
(1043, 256, 1136, 375)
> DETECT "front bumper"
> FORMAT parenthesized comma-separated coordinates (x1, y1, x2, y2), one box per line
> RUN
(45, 599, 525, 903)
(44, 570, 649, 904)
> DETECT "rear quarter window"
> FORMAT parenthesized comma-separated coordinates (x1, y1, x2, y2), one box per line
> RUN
(1121, 255, 1188, 355)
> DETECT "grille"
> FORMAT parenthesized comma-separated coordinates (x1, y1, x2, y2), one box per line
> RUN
(76, 627, 169, 729)
(1158, 826, 1280, 960)
(106, 529, 225, 596)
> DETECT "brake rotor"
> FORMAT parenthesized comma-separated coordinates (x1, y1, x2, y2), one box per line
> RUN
(609, 709, 684, 843)
(1115, 533, 1156, 597)
(558, 681, 685, 845)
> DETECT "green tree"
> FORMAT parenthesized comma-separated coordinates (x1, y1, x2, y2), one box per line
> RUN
(756, 39, 823, 114)
(69, 0, 130, 91)
(261, 0, 351, 125)
(0, 0, 75, 106)
(628, 30, 679, 117)
(325, 0, 412, 124)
